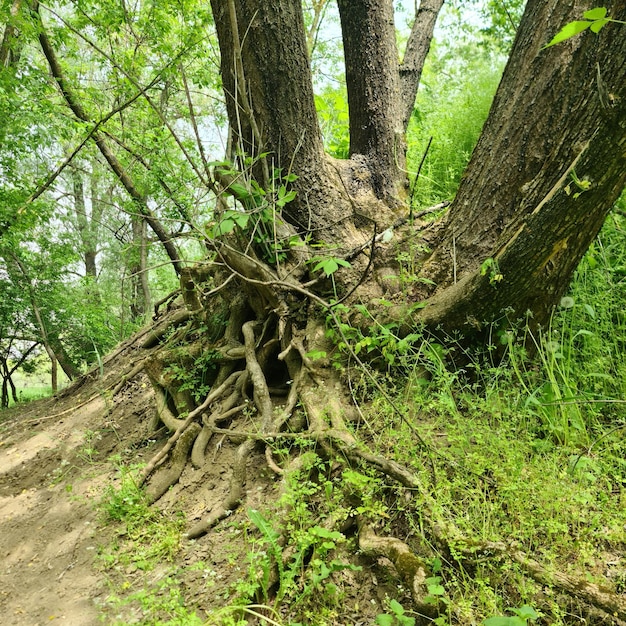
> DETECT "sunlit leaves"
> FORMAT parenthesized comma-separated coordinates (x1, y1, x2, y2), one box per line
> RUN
(544, 7, 616, 48)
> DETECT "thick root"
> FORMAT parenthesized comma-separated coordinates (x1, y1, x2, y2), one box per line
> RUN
(358, 521, 436, 615)
(186, 438, 256, 539)
(146, 422, 201, 503)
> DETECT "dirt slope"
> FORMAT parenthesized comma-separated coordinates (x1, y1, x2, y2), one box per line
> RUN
(0, 331, 387, 626)
(0, 334, 158, 625)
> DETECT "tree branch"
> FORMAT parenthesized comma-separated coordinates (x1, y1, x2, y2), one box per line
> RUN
(399, 0, 445, 130)
(34, 3, 183, 274)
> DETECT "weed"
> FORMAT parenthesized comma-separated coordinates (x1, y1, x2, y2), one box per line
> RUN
(376, 598, 416, 626)
(98, 463, 184, 570)
(483, 604, 540, 625)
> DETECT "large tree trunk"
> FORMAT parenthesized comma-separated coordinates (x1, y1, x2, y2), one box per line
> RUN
(210, 0, 393, 250)
(415, 0, 626, 332)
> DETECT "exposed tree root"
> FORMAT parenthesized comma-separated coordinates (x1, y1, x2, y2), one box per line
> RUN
(146, 422, 201, 503)
(186, 438, 256, 539)
(135, 258, 625, 624)
(358, 521, 437, 617)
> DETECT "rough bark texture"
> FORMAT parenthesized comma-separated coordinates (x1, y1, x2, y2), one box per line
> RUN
(417, 0, 626, 332)
(399, 0, 445, 130)
(337, 0, 405, 201)
(210, 0, 348, 238)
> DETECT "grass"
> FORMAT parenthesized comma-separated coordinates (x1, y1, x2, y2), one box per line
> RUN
(3, 367, 69, 407)
(88, 29, 626, 625)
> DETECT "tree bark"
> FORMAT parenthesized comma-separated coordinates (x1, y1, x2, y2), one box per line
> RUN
(129, 215, 151, 320)
(210, 0, 366, 244)
(337, 0, 405, 201)
(399, 0, 445, 130)
(416, 0, 626, 332)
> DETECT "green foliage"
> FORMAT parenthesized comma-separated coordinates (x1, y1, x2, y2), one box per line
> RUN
(326, 303, 427, 370)
(407, 39, 504, 207)
(501, 205, 626, 446)
(376, 599, 415, 626)
(209, 164, 299, 265)
(315, 88, 350, 159)
(310, 255, 351, 278)
(544, 7, 624, 48)
(480, 257, 503, 286)
(166, 347, 221, 404)
(99, 461, 184, 569)
(483, 604, 539, 625)
(214, 453, 368, 624)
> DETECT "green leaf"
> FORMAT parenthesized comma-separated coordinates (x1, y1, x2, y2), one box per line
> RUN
(590, 18, 609, 33)
(511, 605, 539, 620)
(314, 258, 338, 276)
(212, 218, 235, 236)
(544, 21, 592, 48)
(229, 182, 251, 200)
(305, 350, 327, 360)
(389, 599, 405, 614)
(583, 7, 607, 20)
(230, 212, 250, 229)
(375, 615, 394, 626)
(483, 618, 525, 626)
(248, 509, 280, 543)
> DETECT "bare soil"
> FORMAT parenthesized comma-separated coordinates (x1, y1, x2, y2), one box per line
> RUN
(0, 336, 391, 625)
(0, 338, 156, 625)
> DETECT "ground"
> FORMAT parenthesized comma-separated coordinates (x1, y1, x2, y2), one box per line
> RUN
(3, 314, 626, 626)
(0, 333, 393, 626)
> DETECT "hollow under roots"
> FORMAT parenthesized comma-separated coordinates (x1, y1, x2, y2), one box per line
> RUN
(115, 280, 626, 624)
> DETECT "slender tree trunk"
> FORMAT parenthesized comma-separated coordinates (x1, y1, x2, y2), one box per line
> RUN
(0, 0, 22, 67)
(337, 0, 405, 201)
(129, 215, 150, 320)
(399, 0, 445, 130)
(50, 353, 58, 393)
(0, 356, 9, 408)
(71, 165, 98, 278)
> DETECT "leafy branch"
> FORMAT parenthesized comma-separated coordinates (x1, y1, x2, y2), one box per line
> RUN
(544, 7, 625, 48)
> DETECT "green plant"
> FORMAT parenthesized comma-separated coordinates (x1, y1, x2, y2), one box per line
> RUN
(480, 257, 503, 286)
(544, 7, 625, 48)
(209, 162, 300, 265)
(483, 604, 540, 625)
(77, 429, 101, 463)
(376, 598, 415, 626)
(98, 462, 184, 570)
(166, 348, 221, 404)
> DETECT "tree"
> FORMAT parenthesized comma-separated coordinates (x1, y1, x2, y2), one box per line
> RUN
(3, 0, 626, 617)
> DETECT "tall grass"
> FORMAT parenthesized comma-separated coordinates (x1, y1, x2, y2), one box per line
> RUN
(407, 40, 505, 207)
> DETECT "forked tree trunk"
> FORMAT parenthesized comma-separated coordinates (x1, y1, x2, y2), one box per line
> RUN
(210, 0, 625, 337)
